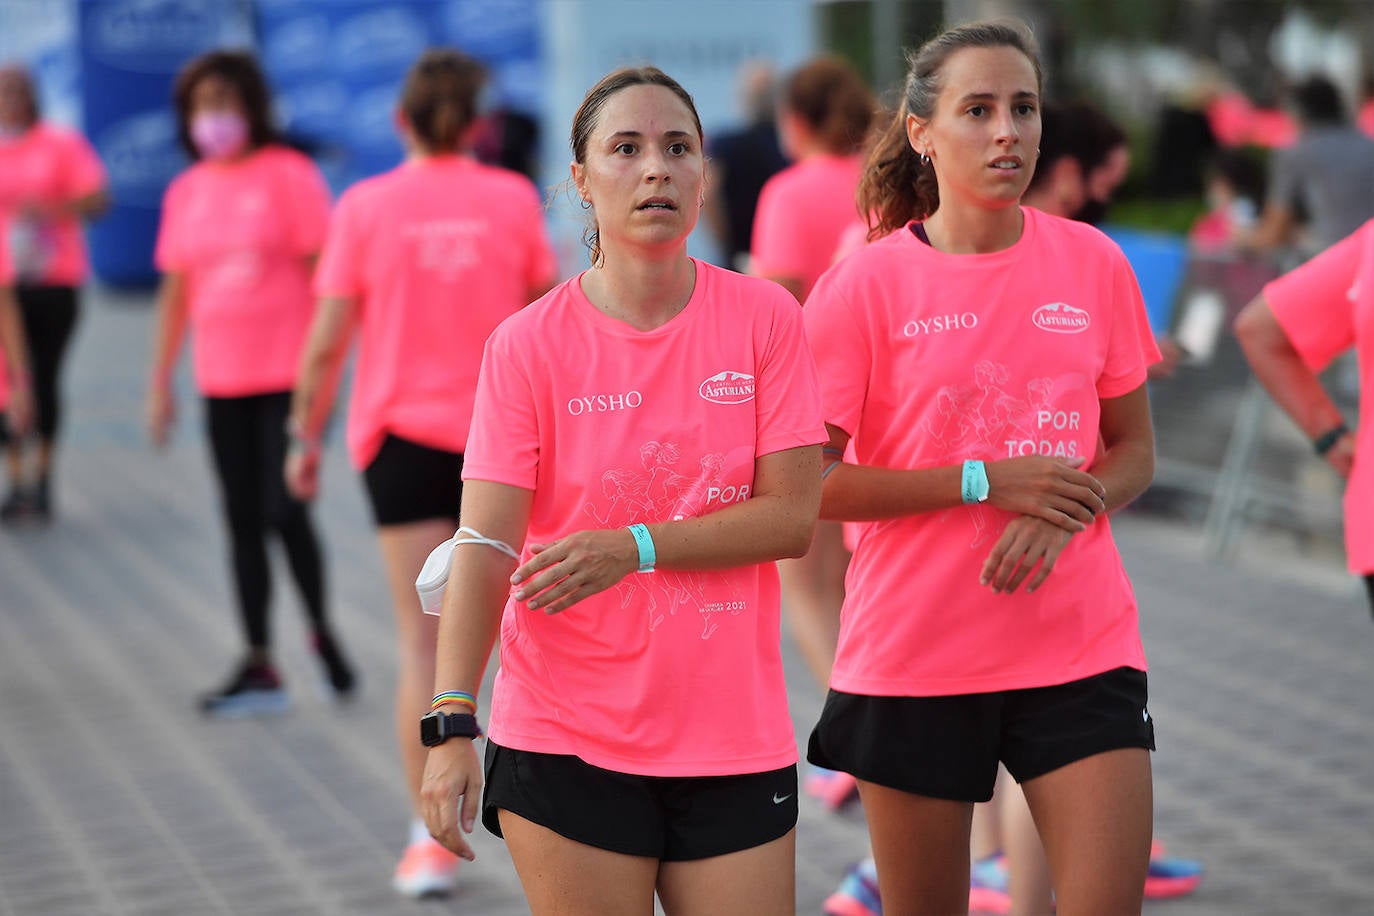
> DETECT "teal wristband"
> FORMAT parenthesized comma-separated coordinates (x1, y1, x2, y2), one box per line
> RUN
(627, 523, 656, 573)
(961, 460, 990, 504)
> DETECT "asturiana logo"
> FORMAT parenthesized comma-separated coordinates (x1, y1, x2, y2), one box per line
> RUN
(1032, 302, 1090, 334)
(699, 371, 755, 404)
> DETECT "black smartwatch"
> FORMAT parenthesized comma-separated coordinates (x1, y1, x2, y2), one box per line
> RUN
(1313, 423, 1350, 456)
(420, 710, 482, 747)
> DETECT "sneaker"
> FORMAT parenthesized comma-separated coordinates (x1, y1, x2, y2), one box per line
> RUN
(804, 766, 861, 811)
(198, 660, 291, 718)
(30, 477, 50, 521)
(392, 837, 460, 899)
(824, 860, 881, 916)
(968, 852, 1011, 915)
(311, 629, 357, 699)
(0, 485, 31, 523)
(1145, 840, 1203, 899)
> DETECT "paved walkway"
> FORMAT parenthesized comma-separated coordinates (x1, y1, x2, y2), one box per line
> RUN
(0, 291, 1371, 915)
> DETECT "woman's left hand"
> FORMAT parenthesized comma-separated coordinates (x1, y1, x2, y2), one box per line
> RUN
(511, 528, 639, 614)
(980, 516, 1073, 595)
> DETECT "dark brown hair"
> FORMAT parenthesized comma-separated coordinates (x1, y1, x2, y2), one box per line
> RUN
(570, 66, 703, 266)
(0, 65, 40, 127)
(859, 19, 1042, 237)
(172, 50, 277, 160)
(401, 48, 487, 152)
(782, 56, 875, 156)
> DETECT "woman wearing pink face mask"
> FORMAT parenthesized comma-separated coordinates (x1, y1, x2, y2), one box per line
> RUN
(147, 50, 354, 717)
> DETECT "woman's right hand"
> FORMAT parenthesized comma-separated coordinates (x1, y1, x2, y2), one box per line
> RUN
(5, 384, 32, 438)
(985, 456, 1106, 532)
(284, 446, 321, 501)
(419, 739, 483, 861)
(147, 387, 175, 449)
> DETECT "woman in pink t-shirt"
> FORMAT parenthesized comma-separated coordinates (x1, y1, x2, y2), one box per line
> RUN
(417, 66, 824, 915)
(1236, 219, 1374, 618)
(0, 65, 107, 522)
(285, 49, 556, 900)
(803, 22, 1159, 914)
(147, 51, 353, 719)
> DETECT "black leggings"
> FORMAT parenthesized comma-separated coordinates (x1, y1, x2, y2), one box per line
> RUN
(1364, 575, 1374, 622)
(7, 284, 79, 443)
(205, 392, 328, 651)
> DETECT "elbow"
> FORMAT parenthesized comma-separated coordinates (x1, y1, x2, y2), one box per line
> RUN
(1233, 297, 1281, 360)
(777, 514, 819, 560)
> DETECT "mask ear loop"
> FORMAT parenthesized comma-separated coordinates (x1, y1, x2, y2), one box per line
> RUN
(415, 527, 521, 614)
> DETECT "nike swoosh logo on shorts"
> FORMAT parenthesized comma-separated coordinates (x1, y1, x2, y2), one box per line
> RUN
(772, 793, 792, 804)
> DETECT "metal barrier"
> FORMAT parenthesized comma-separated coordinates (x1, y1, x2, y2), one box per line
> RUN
(1139, 248, 1355, 560)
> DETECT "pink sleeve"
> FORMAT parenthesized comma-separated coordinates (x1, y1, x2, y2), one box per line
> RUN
(520, 183, 556, 289)
(1097, 244, 1162, 399)
(750, 177, 803, 279)
(754, 291, 826, 457)
(803, 268, 870, 438)
(462, 324, 539, 489)
(1264, 224, 1367, 372)
(153, 178, 187, 273)
(286, 155, 331, 256)
(313, 187, 363, 298)
(60, 131, 107, 199)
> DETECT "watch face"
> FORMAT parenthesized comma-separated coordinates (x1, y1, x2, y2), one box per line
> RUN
(420, 713, 442, 747)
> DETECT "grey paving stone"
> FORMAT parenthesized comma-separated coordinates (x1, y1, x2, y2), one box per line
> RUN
(1, 290, 1372, 915)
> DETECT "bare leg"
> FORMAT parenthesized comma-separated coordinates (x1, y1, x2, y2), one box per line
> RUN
(970, 795, 1003, 861)
(377, 519, 453, 809)
(858, 779, 973, 916)
(778, 520, 849, 686)
(1021, 748, 1152, 916)
(1001, 774, 1053, 916)
(4, 442, 22, 486)
(499, 810, 659, 915)
(657, 830, 795, 916)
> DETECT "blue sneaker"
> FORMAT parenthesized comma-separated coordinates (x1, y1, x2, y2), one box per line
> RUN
(824, 859, 881, 916)
(969, 852, 1010, 914)
(1146, 841, 1203, 898)
(199, 660, 290, 718)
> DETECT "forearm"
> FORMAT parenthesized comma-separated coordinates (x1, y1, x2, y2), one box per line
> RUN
(432, 552, 513, 701)
(647, 487, 819, 569)
(290, 297, 355, 439)
(1092, 437, 1154, 513)
(820, 462, 962, 521)
(1236, 303, 1344, 438)
(1245, 346, 1343, 437)
(149, 276, 188, 389)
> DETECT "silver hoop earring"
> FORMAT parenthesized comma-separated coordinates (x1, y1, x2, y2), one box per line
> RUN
(920, 152, 930, 167)
(579, 198, 591, 210)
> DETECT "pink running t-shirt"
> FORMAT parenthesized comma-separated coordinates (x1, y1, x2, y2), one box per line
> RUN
(806, 207, 1160, 697)
(0, 123, 106, 286)
(155, 145, 330, 397)
(464, 259, 826, 776)
(1263, 219, 1374, 572)
(751, 154, 863, 301)
(314, 156, 555, 468)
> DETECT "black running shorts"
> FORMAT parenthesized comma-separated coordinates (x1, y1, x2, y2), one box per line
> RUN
(362, 434, 463, 527)
(808, 666, 1155, 802)
(482, 741, 798, 861)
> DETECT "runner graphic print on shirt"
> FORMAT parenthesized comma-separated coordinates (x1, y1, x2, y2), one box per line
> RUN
(921, 361, 1080, 548)
(583, 438, 749, 638)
